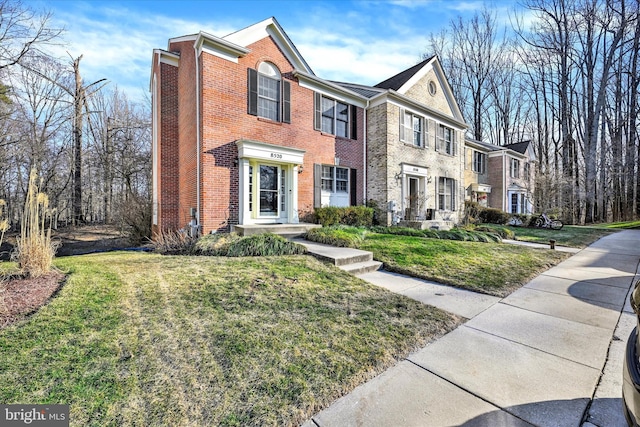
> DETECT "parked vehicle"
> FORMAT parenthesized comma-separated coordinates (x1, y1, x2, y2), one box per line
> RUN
(623, 280, 640, 426)
(535, 213, 563, 230)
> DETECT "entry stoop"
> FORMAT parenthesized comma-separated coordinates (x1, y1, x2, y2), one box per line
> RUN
(233, 223, 321, 237)
(294, 239, 382, 275)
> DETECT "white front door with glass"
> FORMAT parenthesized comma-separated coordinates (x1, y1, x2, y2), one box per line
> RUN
(237, 140, 304, 225)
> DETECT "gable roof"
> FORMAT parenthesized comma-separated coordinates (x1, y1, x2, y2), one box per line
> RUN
(374, 56, 435, 91)
(502, 141, 530, 155)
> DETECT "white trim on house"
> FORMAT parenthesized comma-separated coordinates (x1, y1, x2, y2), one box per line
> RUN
(224, 17, 314, 74)
(236, 140, 304, 225)
(294, 70, 368, 108)
(369, 90, 467, 131)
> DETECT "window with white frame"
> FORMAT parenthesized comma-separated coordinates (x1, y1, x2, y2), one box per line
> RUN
(257, 62, 280, 121)
(400, 109, 423, 147)
(438, 177, 456, 210)
(437, 125, 455, 155)
(473, 151, 486, 174)
(321, 165, 349, 193)
(510, 158, 520, 178)
(316, 94, 352, 138)
(247, 62, 290, 123)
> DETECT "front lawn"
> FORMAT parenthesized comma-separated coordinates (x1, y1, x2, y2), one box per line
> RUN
(0, 252, 459, 426)
(358, 234, 570, 297)
(500, 225, 615, 248)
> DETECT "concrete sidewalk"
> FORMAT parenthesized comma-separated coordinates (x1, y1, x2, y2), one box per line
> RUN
(302, 230, 640, 427)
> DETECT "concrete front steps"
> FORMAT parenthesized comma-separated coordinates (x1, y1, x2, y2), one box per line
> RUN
(294, 239, 382, 275)
(233, 223, 320, 237)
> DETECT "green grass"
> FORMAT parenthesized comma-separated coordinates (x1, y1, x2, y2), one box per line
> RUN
(358, 233, 569, 297)
(0, 252, 459, 426)
(493, 225, 616, 248)
(592, 220, 640, 229)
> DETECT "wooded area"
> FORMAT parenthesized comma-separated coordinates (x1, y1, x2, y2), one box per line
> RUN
(0, 0, 151, 233)
(0, 0, 637, 230)
(430, 0, 640, 224)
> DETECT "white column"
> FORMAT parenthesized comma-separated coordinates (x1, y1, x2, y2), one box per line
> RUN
(239, 159, 251, 225)
(291, 165, 300, 223)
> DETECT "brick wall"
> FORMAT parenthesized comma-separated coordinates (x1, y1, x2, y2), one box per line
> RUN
(155, 56, 180, 232)
(197, 36, 365, 233)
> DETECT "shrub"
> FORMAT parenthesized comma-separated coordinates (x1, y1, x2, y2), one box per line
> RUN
(305, 226, 367, 248)
(314, 206, 374, 227)
(13, 169, 58, 277)
(194, 232, 242, 255)
(342, 206, 374, 227)
(462, 200, 482, 225)
(478, 208, 510, 225)
(366, 199, 385, 226)
(475, 225, 512, 240)
(152, 229, 198, 255)
(119, 194, 152, 245)
(225, 233, 307, 257)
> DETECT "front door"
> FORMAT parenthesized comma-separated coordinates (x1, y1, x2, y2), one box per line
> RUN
(259, 165, 279, 217)
(408, 177, 419, 219)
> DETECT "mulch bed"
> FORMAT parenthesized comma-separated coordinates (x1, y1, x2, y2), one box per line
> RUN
(0, 271, 66, 328)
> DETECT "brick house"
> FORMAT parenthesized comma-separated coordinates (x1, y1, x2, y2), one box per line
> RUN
(151, 17, 367, 234)
(464, 138, 536, 214)
(335, 56, 468, 226)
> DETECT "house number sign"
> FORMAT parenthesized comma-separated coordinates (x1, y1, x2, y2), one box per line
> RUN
(270, 153, 283, 159)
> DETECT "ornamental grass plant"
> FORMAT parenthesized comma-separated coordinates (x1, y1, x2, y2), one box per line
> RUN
(13, 169, 58, 278)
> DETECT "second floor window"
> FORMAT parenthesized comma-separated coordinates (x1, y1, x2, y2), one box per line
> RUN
(473, 151, 486, 174)
(436, 125, 456, 155)
(400, 109, 424, 147)
(247, 62, 291, 123)
(524, 162, 531, 181)
(314, 93, 357, 139)
(510, 158, 520, 178)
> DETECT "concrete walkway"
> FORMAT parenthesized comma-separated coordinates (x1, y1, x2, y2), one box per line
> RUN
(302, 230, 640, 427)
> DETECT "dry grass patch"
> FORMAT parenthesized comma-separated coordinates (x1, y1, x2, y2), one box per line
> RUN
(0, 252, 460, 426)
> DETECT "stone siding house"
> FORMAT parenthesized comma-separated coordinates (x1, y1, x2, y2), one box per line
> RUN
(337, 56, 468, 227)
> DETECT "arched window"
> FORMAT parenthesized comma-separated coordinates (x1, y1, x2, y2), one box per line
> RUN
(247, 62, 290, 123)
(257, 62, 280, 121)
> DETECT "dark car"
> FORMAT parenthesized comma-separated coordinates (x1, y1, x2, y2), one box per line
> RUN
(623, 280, 640, 426)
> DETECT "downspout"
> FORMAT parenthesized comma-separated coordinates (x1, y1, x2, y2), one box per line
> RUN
(194, 42, 201, 234)
(363, 99, 369, 203)
(503, 153, 507, 212)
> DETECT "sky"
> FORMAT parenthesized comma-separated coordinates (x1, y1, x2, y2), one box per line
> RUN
(24, 0, 526, 103)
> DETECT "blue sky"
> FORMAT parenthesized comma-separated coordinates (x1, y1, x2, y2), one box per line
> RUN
(26, 0, 525, 103)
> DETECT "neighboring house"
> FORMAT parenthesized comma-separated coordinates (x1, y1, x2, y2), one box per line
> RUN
(337, 56, 468, 226)
(464, 138, 496, 208)
(486, 141, 536, 214)
(151, 17, 367, 234)
(463, 138, 536, 215)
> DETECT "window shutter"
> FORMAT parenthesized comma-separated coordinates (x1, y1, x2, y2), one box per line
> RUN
(452, 131, 458, 156)
(399, 108, 405, 142)
(350, 105, 357, 140)
(435, 124, 440, 151)
(282, 80, 291, 123)
(452, 179, 457, 211)
(420, 118, 425, 147)
(314, 92, 321, 131)
(314, 164, 322, 208)
(350, 169, 357, 206)
(247, 68, 258, 116)
(465, 149, 469, 170)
